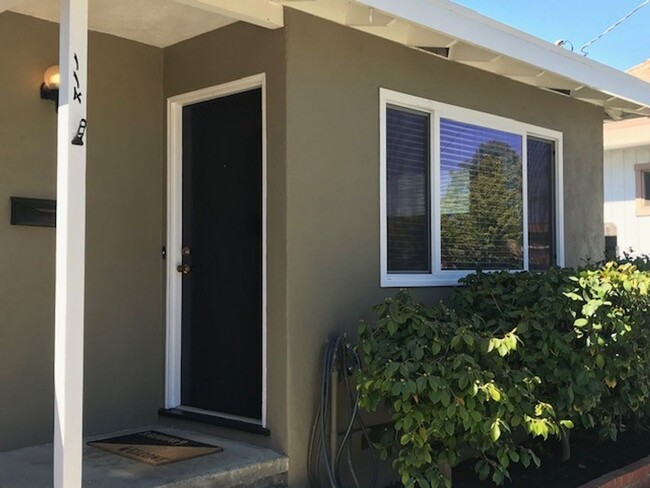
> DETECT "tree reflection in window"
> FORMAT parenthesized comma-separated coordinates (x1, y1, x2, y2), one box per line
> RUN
(440, 119, 523, 270)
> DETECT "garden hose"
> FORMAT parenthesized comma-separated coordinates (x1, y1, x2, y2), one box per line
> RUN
(308, 335, 379, 488)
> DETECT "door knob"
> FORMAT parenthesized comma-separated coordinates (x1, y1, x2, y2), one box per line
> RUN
(176, 264, 191, 275)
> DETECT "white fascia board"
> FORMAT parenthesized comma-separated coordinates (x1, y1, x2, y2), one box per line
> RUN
(356, 0, 650, 110)
(177, 0, 283, 29)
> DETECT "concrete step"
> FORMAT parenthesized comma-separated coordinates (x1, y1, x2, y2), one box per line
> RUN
(0, 426, 288, 488)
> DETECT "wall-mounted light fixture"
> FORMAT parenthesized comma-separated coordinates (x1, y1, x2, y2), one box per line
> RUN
(40, 65, 60, 110)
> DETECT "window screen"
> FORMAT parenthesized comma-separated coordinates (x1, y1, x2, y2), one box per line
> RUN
(527, 137, 555, 270)
(439, 118, 523, 270)
(633, 164, 650, 216)
(644, 171, 650, 201)
(386, 106, 431, 273)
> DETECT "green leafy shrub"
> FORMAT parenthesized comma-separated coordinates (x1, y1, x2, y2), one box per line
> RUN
(356, 262, 650, 487)
(451, 269, 604, 434)
(452, 263, 650, 440)
(566, 262, 650, 437)
(614, 250, 650, 272)
(357, 292, 565, 488)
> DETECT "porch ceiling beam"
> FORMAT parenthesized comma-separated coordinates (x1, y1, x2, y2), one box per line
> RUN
(603, 97, 646, 111)
(54, 0, 88, 487)
(448, 42, 500, 63)
(482, 58, 545, 77)
(176, 0, 284, 29)
(407, 25, 456, 48)
(355, 20, 410, 44)
(605, 108, 624, 121)
(345, 3, 394, 26)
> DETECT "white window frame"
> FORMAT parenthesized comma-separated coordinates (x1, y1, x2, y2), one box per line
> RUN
(380, 88, 565, 287)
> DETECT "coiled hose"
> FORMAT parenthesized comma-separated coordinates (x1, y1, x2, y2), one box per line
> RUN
(308, 335, 379, 488)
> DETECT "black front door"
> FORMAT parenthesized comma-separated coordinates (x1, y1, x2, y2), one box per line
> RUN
(180, 88, 263, 421)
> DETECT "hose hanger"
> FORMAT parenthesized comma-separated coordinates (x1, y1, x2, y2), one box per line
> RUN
(308, 335, 379, 488)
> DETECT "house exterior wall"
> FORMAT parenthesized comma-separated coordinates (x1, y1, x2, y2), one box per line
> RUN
(603, 116, 650, 257)
(604, 144, 650, 256)
(602, 62, 650, 257)
(0, 13, 164, 451)
(283, 9, 605, 486)
(0, 9, 607, 485)
(163, 22, 288, 454)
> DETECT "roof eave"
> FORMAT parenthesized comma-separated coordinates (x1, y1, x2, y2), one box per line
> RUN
(356, 0, 650, 114)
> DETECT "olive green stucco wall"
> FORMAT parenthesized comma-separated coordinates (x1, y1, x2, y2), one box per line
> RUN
(0, 12, 289, 456)
(283, 9, 604, 486)
(0, 10, 605, 486)
(0, 13, 164, 451)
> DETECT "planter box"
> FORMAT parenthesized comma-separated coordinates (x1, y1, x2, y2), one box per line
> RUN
(579, 455, 650, 488)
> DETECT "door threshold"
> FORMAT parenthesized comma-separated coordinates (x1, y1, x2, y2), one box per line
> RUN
(179, 405, 263, 425)
(159, 407, 270, 437)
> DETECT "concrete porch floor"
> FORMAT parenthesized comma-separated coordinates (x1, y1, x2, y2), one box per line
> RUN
(0, 426, 288, 488)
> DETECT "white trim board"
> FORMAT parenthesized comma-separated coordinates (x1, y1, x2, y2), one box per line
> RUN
(165, 73, 268, 428)
(379, 88, 565, 287)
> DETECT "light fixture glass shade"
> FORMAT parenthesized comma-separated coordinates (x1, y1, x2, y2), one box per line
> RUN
(43, 65, 60, 90)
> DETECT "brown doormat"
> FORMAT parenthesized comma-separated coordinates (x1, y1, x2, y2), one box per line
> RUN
(88, 430, 223, 466)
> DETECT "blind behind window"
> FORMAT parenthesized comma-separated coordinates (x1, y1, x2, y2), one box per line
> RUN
(527, 137, 556, 270)
(440, 118, 523, 270)
(386, 106, 431, 273)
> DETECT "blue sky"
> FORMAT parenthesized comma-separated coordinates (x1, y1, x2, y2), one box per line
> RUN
(452, 0, 650, 72)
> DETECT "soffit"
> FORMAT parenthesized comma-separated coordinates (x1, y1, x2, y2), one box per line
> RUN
(10, 0, 236, 47)
(279, 0, 650, 121)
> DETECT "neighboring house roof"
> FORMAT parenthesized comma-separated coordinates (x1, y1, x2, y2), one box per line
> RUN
(628, 59, 650, 82)
(604, 60, 650, 150)
(6, 0, 650, 120)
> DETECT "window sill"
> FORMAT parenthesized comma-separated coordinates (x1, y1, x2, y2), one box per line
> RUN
(381, 269, 533, 288)
(381, 275, 464, 288)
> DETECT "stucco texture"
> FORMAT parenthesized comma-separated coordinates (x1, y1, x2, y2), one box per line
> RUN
(0, 13, 164, 451)
(283, 9, 604, 486)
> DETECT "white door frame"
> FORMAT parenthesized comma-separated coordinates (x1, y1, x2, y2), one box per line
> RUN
(165, 73, 268, 427)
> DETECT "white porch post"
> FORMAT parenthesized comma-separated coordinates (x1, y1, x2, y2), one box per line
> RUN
(54, 0, 88, 487)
